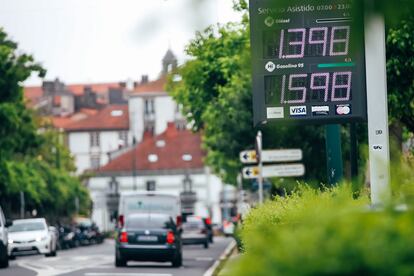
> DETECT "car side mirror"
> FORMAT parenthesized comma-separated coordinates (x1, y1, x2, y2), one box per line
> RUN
(5, 220, 12, 228)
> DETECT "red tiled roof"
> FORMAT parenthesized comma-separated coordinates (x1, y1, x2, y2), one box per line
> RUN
(79, 108, 99, 116)
(24, 86, 44, 106)
(99, 124, 204, 172)
(52, 116, 77, 129)
(64, 105, 129, 131)
(132, 76, 167, 95)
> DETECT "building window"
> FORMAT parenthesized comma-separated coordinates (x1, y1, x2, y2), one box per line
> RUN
(146, 180, 156, 191)
(144, 98, 155, 115)
(90, 155, 100, 169)
(90, 132, 100, 147)
(118, 131, 128, 147)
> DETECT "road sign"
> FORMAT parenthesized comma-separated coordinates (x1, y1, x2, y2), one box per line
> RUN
(240, 149, 302, 164)
(249, 0, 367, 126)
(242, 166, 260, 179)
(261, 149, 302, 163)
(243, 163, 305, 179)
(240, 150, 257, 164)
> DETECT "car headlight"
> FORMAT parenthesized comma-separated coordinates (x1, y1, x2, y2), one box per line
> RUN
(36, 236, 48, 242)
(8, 239, 13, 244)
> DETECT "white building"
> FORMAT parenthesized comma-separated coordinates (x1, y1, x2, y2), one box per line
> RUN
(65, 105, 130, 174)
(59, 49, 225, 230)
(88, 123, 224, 231)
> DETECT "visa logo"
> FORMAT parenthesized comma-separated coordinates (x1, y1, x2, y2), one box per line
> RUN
(290, 106, 307, 116)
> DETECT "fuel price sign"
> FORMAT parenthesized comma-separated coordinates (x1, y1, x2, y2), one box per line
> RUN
(249, 0, 367, 125)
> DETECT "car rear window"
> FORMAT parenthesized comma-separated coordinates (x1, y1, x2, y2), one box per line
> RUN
(9, 222, 46, 232)
(183, 221, 204, 230)
(125, 215, 173, 229)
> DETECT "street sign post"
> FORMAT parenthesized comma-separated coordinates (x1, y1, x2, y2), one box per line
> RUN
(256, 131, 264, 204)
(240, 149, 302, 164)
(243, 164, 305, 179)
(364, 3, 391, 204)
(249, 0, 367, 126)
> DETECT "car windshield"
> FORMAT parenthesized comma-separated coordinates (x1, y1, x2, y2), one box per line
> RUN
(125, 215, 173, 230)
(9, 222, 46, 232)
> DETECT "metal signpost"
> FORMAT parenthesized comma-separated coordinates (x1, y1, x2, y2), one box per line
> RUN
(364, 3, 391, 204)
(241, 132, 305, 204)
(256, 131, 264, 204)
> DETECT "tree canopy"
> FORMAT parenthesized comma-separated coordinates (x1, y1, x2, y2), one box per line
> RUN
(0, 28, 90, 220)
(168, 1, 414, 187)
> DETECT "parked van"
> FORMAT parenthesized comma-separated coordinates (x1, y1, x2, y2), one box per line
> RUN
(0, 206, 12, 268)
(118, 192, 182, 228)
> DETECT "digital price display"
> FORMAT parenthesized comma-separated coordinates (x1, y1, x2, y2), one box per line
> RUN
(249, 0, 367, 125)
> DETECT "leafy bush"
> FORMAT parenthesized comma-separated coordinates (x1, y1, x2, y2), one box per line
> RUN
(225, 185, 414, 276)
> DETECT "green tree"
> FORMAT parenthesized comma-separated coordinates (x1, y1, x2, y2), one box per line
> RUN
(0, 28, 90, 219)
(387, 14, 414, 134)
(168, 3, 328, 185)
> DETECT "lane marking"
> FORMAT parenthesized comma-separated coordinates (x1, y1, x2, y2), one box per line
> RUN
(84, 272, 172, 276)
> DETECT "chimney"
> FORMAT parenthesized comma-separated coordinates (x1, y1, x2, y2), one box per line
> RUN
(141, 75, 149, 84)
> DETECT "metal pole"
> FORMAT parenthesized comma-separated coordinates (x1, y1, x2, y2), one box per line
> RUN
(256, 131, 263, 204)
(350, 123, 359, 179)
(75, 196, 79, 215)
(364, 4, 391, 205)
(132, 136, 137, 191)
(20, 191, 25, 219)
(325, 124, 343, 185)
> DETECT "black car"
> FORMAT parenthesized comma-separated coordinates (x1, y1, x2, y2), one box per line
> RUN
(115, 213, 182, 267)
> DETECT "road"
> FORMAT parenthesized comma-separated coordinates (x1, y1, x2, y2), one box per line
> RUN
(2, 237, 233, 276)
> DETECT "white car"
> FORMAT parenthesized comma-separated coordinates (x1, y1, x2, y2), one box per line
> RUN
(8, 218, 57, 258)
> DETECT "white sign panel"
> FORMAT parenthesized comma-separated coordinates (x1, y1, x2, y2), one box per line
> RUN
(261, 149, 302, 163)
(242, 163, 305, 179)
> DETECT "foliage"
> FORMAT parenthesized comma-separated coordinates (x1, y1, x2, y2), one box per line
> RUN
(387, 14, 414, 133)
(0, 28, 90, 219)
(226, 184, 414, 276)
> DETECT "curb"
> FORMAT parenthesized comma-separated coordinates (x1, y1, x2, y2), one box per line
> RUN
(203, 239, 237, 276)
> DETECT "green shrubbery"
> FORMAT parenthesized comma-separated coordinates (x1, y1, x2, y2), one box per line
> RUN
(226, 185, 414, 276)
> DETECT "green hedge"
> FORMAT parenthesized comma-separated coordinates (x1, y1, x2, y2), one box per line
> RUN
(226, 185, 414, 276)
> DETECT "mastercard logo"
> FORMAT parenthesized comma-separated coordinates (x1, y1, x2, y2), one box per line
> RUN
(336, 104, 351, 115)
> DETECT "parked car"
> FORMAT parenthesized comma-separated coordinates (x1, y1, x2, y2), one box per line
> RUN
(8, 218, 57, 258)
(115, 213, 182, 267)
(74, 218, 104, 245)
(0, 206, 12, 268)
(182, 216, 209, 249)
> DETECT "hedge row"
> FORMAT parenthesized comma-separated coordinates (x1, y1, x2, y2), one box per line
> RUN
(227, 185, 414, 276)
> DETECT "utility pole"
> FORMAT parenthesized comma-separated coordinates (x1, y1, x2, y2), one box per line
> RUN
(256, 131, 263, 204)
(364, 1, 391, 205)
(132, 136, 137, 191)
(20, 191, 25, 219)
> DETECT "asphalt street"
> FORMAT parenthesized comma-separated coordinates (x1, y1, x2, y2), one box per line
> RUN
(2, 237, 233, 276)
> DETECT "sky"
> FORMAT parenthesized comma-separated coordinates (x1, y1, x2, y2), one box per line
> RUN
(0, 0, 242, 85)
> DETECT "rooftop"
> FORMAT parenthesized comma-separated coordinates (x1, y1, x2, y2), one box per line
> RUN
(98, 123, 204, 173)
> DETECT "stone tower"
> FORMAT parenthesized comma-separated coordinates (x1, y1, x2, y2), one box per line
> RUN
(162, 49, 177, 75)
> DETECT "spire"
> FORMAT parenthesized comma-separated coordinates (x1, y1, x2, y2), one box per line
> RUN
(162, 48, 177, 75)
